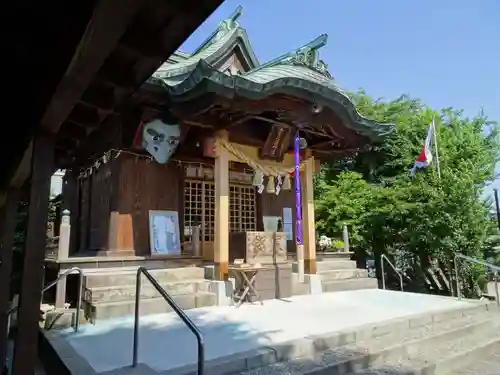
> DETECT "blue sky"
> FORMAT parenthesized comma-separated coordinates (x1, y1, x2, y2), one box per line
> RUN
(181, 0, 500, 199)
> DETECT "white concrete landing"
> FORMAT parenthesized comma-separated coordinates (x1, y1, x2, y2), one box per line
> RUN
(47, 290, 484, 374)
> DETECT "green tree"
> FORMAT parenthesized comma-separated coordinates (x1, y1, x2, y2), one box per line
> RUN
(316, 91, 500, 296)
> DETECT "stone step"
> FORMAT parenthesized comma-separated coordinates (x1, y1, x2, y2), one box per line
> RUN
(317, 251, 354, 261)
(322, 277, 378, 292)
(455, 354, 500, 375)
(88, 291, 216, 322)
(231, 307, 500, 375)
(292, 260, 357, 274)
(348, 328, 500, 375)
(84, 279, 210, 303)
(319, 269, 369, 281)
(317, 259, 357, 271)
(179, 302, 497, 375)
(84, 266, 205, 288)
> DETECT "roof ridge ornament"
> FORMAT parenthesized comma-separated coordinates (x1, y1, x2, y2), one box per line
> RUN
(289, 34, 332, 79)
(191, 6, 243, 55)
(214, 6, 242, 41)
(250, 34, 332, 79)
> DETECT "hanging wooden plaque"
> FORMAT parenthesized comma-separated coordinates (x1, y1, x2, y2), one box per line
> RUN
(259, 125, 292, 162)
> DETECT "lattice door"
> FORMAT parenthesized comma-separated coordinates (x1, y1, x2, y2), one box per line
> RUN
(229, 185, 257, 232)
(202, 182, 215, 241)
(183, 180, 203, 237)
(184, 180, 256, 260)
(184, 180, 215, 259)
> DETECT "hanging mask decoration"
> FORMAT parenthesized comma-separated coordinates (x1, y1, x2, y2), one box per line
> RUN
(275, 175, 283, 196)
(142, 119, 181, 164)
(252, 170, 265, 194)
(266, 176, 276, 194)
(282, 173, 291, 191)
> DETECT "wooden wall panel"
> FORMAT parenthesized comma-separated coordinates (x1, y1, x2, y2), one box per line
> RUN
(78, 176, 90, 251)
(88, 161, 112, 250)
(215, 48, 251, 74)
(116, 154, 182, 255)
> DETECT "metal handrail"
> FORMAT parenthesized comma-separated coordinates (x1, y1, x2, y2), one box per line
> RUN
(454, 254, 499, 307)
(132, 267, 205, 375)
(6, 267, 83, 333)
(381, 254, 404, 291)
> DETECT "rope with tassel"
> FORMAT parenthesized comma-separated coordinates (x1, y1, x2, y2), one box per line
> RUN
(216, 138, 302, 176)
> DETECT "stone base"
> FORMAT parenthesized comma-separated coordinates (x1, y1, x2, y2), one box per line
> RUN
(208, 280, 235, 306)
(43, 308, 86, 331)
(93, 250, 136, 257)
(292, 272, 323, 295)
(205, 263, 293, 301)
(304, 274, 322, 294)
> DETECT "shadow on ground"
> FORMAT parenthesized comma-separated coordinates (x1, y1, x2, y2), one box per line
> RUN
(36, 307, 430, 375)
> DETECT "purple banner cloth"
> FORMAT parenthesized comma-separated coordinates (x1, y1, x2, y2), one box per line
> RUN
(294, 131, 303, 245)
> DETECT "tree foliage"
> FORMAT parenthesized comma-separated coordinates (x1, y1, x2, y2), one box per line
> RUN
(315, 90, 500, 295)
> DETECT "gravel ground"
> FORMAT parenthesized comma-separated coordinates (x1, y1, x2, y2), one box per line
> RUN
(238, 309, 500, 375)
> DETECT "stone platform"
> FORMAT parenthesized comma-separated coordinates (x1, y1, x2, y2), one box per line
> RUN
(41, 290, 500, 375)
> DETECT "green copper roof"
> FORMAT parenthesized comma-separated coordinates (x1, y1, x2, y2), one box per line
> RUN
(148, 7, 393, 142)
(153, 6, 259, 79)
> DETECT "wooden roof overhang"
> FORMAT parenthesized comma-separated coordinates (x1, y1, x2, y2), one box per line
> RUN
(2, 0, 224, 203)
(134, 57, 393, 161)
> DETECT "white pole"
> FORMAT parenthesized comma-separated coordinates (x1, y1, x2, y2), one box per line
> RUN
(432, 116, 441, 179)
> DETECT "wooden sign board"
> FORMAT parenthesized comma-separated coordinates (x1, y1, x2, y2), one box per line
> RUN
(259, 125, 292, 162)
(148, 210, 181, 255)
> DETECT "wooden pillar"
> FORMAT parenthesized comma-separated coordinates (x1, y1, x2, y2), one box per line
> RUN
(301, 154, 317, 274)
(213, 130, 229, 281)
(0, 190, 19, 369)
(12, 132, 54, 375)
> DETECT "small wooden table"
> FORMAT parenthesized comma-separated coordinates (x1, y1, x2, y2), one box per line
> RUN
(228, 265, 264, 308)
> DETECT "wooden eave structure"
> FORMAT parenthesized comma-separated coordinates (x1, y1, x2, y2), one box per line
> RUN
(2, 0, 224, 205)
(135, 7, 394, 161)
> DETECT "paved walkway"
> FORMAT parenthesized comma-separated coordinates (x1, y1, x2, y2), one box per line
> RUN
(49, 289, 479, 374)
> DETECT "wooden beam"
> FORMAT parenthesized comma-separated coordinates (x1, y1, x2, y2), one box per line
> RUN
(252, 116, 334, 139)
(41, 0, 144, 134)
(9, 143, 33, 189)
(73, 114, 124, 167)
(4, 0, 144, 203)
(67, 103, 101, 128)
(0, 189, 19, 369)
(80, 83, 116, 110)
(12, 132, 55, 375)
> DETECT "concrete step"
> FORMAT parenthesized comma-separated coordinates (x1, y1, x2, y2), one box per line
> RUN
(233, 303, 499, 375)
(322, 277, 379, 292)
(88, 291, 216, 322)
(84, 279, 210, 303)
(319, 269, 369, 281)
(84, 266, 205, 288)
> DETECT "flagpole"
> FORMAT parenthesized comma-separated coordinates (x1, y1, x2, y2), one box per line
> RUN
(432, 116, 441, 179)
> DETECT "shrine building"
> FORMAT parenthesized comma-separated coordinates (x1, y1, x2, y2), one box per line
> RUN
(45, 7, 391, 318)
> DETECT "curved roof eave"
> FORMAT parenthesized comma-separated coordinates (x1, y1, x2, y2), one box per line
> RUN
(149, 60, 393, 142)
